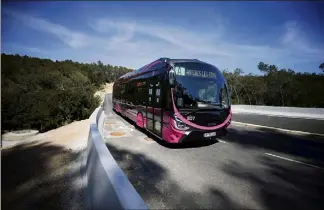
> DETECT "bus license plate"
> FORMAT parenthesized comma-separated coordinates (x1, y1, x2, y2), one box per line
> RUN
(203, 132, 216, 138)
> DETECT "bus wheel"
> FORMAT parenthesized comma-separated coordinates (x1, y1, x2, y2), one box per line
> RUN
(136, 113, 144, 128)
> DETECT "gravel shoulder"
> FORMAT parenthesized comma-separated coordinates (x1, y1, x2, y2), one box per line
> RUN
(1, 119, 89, 210)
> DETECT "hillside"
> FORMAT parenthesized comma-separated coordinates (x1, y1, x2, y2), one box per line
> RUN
(1, 53, 132, 133)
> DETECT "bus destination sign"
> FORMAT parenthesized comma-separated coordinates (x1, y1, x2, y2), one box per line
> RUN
(174, 67, 217, 79)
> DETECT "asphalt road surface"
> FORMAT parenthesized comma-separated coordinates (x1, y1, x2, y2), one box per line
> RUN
(103, 94, 324, 210)
(232, 113, 324, 135)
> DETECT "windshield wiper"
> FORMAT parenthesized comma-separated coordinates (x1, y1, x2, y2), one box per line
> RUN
(203, 101, 227, 108)
(206, 101, 220, 105)
(184, 105, 223, 116)
(184, 108, 205, 116)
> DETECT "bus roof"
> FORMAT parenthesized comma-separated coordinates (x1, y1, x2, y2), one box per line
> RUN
(116, 58, 218, 82)
(161, 58, 208, 65)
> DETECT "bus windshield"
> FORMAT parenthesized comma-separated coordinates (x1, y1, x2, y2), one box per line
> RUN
(172, 62, 229, 109)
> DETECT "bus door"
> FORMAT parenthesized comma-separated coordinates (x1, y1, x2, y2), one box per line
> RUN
(146, 77, 162, 136)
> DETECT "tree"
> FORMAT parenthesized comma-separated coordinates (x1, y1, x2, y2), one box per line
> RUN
(319, 63, 324, 72)
(222, 69, 240, 104)
(233, 68, 251, 105)
(222, 61, 324, 107)
(1, 53, 133, 133)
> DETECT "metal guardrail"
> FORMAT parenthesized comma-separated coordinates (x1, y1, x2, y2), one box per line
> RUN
(83, 106, 148, 210)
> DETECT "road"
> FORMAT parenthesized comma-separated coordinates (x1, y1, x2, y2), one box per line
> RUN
(232, 113, 324, 135)
(103, 94, 324, 210)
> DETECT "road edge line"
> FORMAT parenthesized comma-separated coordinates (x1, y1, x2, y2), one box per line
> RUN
(265, 153, 324, 170)
(231, 121, 324, 138)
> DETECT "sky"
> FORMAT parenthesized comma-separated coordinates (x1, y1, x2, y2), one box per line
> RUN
(2, 1, 324, 74)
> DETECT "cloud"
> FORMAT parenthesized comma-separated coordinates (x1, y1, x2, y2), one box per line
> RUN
(281, 21, 324, 58)
(79, 17, 324, 71)
(25, 47, 42, 53)
(1, 42, 49, 56)
(4, 9, 89, 49)
(90, 18, 231, 57)
(89, 19, 136, 45)
(4, 9, 323, 72)
(281, 21, 299, 45)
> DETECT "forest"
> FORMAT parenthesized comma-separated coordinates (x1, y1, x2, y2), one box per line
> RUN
(223, 62, 324, 107)
(1, 53, 132, 133)
(2, 53, 324, 133)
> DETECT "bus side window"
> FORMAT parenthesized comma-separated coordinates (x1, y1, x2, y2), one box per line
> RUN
(129, 81, 135, 105)
(134, 84, 138, 105)
(141, 86, 146, 105)
(125, 83, 129, 104)
(148, 86, 152, 106)
(127, 83, 131, 105)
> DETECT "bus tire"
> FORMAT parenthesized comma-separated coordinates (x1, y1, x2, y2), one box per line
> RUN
(136, 112, 144, 128)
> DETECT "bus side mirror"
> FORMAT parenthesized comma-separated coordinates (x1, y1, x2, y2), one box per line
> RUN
(169, 69, 175, 87)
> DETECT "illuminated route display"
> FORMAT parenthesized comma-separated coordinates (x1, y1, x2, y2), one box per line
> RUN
(174, 66, 217, 78)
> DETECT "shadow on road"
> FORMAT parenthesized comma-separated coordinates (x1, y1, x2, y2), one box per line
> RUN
(225, 126, 324, 166)
(1, 142, 84, 210)
(104, 97, 324, 209)
(106, 139, 324, 210)
(221, 155, 324, 210)
(105, 142, 242, 209)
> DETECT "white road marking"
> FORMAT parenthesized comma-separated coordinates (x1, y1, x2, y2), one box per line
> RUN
(218, 140, 228, 144)
(231, 121, 324, 137)
(265, 153, 324, 170)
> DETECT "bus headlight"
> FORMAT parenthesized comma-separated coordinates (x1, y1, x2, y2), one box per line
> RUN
(173, 115, 190, 131)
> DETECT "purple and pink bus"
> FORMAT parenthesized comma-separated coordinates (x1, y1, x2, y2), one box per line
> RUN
(112, 58, 232, 143)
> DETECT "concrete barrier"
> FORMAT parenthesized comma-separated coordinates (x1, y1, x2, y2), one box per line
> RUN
(231, 105, 324, 120)
(84, 106, 148, 210)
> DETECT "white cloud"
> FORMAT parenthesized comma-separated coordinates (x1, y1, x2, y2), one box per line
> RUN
(4, 9, 323, 72)
(281, 21, 324, 59)
(90, 18, 323, 71)
(89, 18, 137, 47)
(90, 18, 231, 57)
(282, 21, 299, 44)
(1, 43, 49, 56)
(26, 47, 42, 53)
(4, 10, 90, 49)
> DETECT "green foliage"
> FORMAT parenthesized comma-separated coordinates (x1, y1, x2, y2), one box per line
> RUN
(223, 62, 324, 107)
(1, 53, 133, 133)
(319, 63, 324, 72)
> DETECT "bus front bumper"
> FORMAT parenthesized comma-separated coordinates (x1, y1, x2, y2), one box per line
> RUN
(163, 123, 229, 144)
(178, 128, 228, 143)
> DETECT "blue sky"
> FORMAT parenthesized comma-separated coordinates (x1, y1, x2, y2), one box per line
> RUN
(2, 1, 324, 74)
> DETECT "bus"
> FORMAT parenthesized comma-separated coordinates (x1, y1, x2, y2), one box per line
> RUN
(112, 58, 232, 143)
